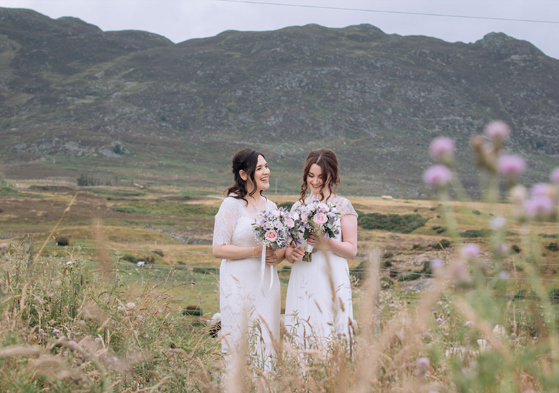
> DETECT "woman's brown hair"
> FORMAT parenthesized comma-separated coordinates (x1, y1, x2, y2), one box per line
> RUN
(226, 148, 266, 205)
(299, 148, 340, 203)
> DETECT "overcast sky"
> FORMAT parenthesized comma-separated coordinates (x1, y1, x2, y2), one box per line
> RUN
(1, 0, 558, 59)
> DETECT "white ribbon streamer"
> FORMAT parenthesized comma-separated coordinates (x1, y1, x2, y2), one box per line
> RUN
(257, 245, 267, 294)
(268, 263, 274, 292)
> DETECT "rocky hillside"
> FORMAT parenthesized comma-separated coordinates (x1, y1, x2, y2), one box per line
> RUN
(1, 7, 558, 196)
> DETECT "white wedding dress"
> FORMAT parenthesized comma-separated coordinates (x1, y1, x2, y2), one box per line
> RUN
(284, 194, 358, 348)
(213, 196, 280, 365)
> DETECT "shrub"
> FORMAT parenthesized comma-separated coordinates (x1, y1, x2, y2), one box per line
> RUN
(121, 254, 138, 263)
(358, 213, 428, 233)
(153, 249, 164, 257)
(55, 236, 69, 246)
(460, 229, 487, 238)
(431, 239, 451, 249)
(182, 305, 203, 316)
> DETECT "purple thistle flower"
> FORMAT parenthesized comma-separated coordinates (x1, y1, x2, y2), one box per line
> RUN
(415, 357, 430, 376)
(0, 243, 7, 250)
(69, 340, 77, 346)
(53, 329, 60, 336)
(489, 216, 506, 230)
(484, 120, 511, 140)
(550, 167, 559, 184)
(524, 195, 555, 218)
(498, 155, 526, 176)
(436, 317, 443, 324)
(429, 137, 455, 160)
(95, 337, 101, 343)
(38, 329, 44, 334)
(423, 165, 452, 186)
(461, 244, 480, 259)
(531, 183, 551, 198)
(430, 259, 444, 270)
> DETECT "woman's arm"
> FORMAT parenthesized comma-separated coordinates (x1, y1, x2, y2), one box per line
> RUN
(327, 214, 358, 259)
(213, 244, 279, 265)
(213, 243, 263, 260)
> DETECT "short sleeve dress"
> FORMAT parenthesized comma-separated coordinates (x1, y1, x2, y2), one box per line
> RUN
(213, 196, 281, 362)
(284, 194, 358, 347)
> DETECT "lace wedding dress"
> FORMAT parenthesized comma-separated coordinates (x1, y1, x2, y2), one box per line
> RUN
(213, 196, 280, 364)
(284, 194, 358, 348)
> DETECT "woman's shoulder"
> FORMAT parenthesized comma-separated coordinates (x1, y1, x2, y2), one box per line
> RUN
(264, 196, 278, 209)
(332, 194, 358, 217)
(220, 195, 243, 208)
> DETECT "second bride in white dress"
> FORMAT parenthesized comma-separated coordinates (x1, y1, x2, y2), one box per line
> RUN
(284, 148, 358, 348)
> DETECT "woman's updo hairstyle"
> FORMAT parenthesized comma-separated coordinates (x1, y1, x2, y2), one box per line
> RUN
(299, 148, 340, 203)
(226, 148, 265, 205)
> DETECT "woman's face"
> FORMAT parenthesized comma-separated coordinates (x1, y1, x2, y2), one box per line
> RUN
(307, 163, 327, 195)
(248, 155, 270, 193)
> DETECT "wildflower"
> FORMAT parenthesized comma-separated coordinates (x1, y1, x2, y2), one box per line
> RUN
(137, 261, 145, 267)
(484, 120, 510, 141)
(0, 243, 7, 250)
(461, 244, 480, 259)
(531, 183, 551, 198)
(510, 184, 528, 220)
(415, 357, 430, 376)
(66, 261, 73, 266)
(471, 134, 497, 172)
(126, 302, 136, 309)
(53, 329, 60, 336)
(550, 167, 559, 184)
(95, 337, 102, 343)
(499, 270, 511, 280)
(69, 340, 77, 346)
(477, 339, 490, 352)
(423, 165, 452, 186)
(38, 329, 44, 334)
(524, 195, 555, 219)
(429, 137, 455, 163)
(449, 260, 471, 288)
(493, 325, 506, 337)
(493, 243, 509, 257)
(436, 317, 443, 324)
(498, 155, 526, 176)
(430, 259, 444, 271)
(489, 216, 506, 230)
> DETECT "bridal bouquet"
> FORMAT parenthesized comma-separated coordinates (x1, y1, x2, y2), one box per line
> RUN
(296, 200, 341, 262)
(252, 208, 299, 291)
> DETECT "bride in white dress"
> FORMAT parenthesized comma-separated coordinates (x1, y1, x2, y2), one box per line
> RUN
(284, 148, 358, 348)
(213, 149, 284, 366)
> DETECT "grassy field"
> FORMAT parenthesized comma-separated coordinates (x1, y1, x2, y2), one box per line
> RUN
(3, 179, 559, 391)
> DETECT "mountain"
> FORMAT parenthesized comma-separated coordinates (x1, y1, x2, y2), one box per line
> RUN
(1, 7, 558, 197)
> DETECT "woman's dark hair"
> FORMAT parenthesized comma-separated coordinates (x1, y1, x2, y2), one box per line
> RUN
(226, 148, 266, 205)
(299, 148, 340, 203)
